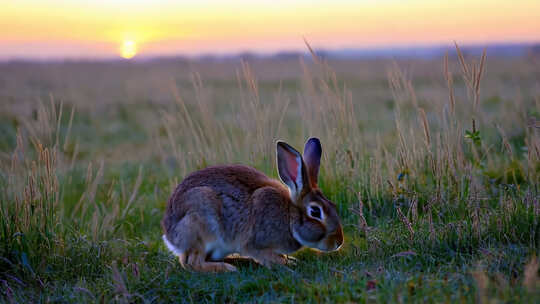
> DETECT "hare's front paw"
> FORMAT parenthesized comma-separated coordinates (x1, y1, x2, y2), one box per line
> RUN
(249, 250, 297, 268)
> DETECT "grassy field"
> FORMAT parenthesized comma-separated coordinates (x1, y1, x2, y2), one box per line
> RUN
(1, 47, 539, 303)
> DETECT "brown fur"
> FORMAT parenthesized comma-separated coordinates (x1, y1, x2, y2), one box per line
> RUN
(162, 141, 344, 273)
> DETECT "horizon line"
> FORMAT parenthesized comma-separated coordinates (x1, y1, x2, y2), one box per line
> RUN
(1, 40, 538, 63)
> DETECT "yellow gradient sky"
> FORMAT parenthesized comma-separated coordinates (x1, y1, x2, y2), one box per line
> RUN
(1, 0, 539, 59)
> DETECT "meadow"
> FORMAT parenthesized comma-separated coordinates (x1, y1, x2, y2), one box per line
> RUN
(1, 46, 539, 303)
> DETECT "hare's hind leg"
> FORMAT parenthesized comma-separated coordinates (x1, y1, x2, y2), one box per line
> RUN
(177, 214, 237, 272)
(165, 202, 237, 272)
(162, 232, 189, 269)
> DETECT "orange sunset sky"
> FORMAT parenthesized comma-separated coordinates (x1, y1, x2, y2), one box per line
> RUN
(1, 0, 539, 60)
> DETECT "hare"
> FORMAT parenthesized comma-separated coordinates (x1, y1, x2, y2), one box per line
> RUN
(161, 138, 343, 272)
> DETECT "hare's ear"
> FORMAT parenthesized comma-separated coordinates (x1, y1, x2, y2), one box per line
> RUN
(303, 137, 322, 188)
(277, 141, 308, 202)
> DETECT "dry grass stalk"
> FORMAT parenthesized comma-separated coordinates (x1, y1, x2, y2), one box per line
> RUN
(397, 206, 414, 241)
(409, 196, 418, 224)
(303, 37, 321, 65)
(349, 193, 369, 237)
(444, 52, 456, 115)
(120, 165, 144, 220)
(72, 160, 104, 219)
(454, 42, 470, 83)
(496, 124, 514, 157)
(388, 62, 418, 109)
(418, 107, 431, 149)
(454, 42, 487, 116)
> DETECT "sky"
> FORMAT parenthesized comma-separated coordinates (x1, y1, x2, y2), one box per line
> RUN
(1, 0, 539, 59)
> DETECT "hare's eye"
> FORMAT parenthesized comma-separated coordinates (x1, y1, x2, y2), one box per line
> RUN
(309, 205, 322, 220)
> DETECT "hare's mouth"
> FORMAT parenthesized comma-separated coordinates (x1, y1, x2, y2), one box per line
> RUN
(315, 240, 343, 252)
(307, 230, 344, 252)
(292, 228, 343, 252)
(310, 241, 343, 253)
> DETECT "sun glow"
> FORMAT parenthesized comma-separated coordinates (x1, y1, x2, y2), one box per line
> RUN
(120, 40, 137, 59)
(0, 1, 539, 59)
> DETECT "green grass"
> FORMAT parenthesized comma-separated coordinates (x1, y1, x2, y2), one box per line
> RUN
(1, 50, 539, 302)
(2, 159, 538, 303)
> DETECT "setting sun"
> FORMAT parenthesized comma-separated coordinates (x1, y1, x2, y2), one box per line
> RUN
(0, 1, 539, 59)
(120, 40, 137, 59)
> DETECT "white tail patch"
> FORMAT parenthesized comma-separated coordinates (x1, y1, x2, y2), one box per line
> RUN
(162, 234, 183, 256)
